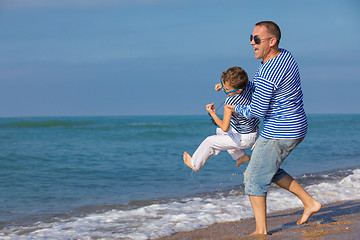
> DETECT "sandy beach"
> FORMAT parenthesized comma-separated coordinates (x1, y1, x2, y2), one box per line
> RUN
(157, 199, 360, 240)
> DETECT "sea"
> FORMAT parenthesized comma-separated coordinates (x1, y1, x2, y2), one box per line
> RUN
(0, 114, 359, 239)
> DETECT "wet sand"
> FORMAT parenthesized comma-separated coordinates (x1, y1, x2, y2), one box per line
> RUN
(157, 199, 360, 240)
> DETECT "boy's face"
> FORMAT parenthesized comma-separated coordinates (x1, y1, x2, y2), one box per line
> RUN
(222, 80, 242, 96)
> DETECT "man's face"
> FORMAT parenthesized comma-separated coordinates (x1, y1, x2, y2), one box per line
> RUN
(250, 25, 273, 61)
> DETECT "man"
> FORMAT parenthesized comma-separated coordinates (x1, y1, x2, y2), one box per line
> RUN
(232, 21, 322, 235)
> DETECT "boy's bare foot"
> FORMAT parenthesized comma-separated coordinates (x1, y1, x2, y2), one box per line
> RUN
(183, 151, 198, 172)
(236, 154, 250, 168)
(297, 200, 322, 225)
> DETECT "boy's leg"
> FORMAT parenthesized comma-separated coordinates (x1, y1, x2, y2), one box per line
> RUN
(183, 152, 199, 172)
(236, 154, 250, 168)
(226, 129, 259, 167)
(227, 145, 249, 168)
(274, 174, 322, 225)
(184, 134, 240, 171)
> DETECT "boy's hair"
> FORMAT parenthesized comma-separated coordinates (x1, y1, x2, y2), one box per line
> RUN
(221, 67, 248, 89)
(255, 21, 281, 46)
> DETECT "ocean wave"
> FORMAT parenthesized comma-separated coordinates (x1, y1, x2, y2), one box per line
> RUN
(0, 120, 96, 129)
(1, 168, 359, 240)
(0, 118, 208, 132)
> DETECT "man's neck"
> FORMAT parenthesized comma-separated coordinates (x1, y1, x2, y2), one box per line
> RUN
(262, 47, 281, 64)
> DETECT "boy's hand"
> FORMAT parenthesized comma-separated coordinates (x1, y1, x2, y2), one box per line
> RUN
(215, 83, 222, 91)
(206, 103, 216, 114)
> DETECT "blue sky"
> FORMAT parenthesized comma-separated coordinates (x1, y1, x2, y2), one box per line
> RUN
(0, 0, 359, 117)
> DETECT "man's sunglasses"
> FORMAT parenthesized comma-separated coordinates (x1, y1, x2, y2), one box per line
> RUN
(250, 34, 273, 44)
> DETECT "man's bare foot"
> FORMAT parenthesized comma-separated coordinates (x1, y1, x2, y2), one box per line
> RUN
(249, 232, 267, 236)
(183, 151, 198, 172)
(297, 200, 322, 225)
(236, 154, 250, 168)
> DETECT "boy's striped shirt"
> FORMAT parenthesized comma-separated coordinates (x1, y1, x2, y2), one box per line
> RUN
(225, 81, 260, 134)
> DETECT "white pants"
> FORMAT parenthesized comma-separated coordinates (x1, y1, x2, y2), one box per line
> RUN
(191, 127, 259, 171)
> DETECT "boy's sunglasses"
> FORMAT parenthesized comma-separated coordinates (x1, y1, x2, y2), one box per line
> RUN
(220, 80, 245, 94)
(250, 34, 273, 44)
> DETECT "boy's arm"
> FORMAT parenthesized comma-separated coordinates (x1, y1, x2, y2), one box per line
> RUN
(207, 104, 232, 132)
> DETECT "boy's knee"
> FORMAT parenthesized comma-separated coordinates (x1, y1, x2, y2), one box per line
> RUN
(204, 135, 215, 143)
(204, 135, 222, 146)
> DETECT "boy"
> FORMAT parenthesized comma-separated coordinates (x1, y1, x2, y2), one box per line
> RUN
(184, 67, 260, 171)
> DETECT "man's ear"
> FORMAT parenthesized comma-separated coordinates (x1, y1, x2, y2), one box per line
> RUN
(269, 37, 278, 47)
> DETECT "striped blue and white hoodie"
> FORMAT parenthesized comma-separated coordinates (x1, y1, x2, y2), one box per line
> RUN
(235, 49, 307, 139)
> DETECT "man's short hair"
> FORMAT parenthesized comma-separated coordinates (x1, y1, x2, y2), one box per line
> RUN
(256, 21, 281, 45)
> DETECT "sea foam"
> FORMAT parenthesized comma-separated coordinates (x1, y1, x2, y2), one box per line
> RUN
(1, 168, 359, 240)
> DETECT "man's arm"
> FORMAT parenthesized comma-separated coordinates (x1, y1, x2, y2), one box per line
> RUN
(234, 77, 274, 119)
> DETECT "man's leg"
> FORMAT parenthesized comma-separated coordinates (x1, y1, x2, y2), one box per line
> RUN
(243, 136, 276, 235)
(243, 136, 308, 235)
(249, 195, 267, 235)
(275, 174, 322, 225)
